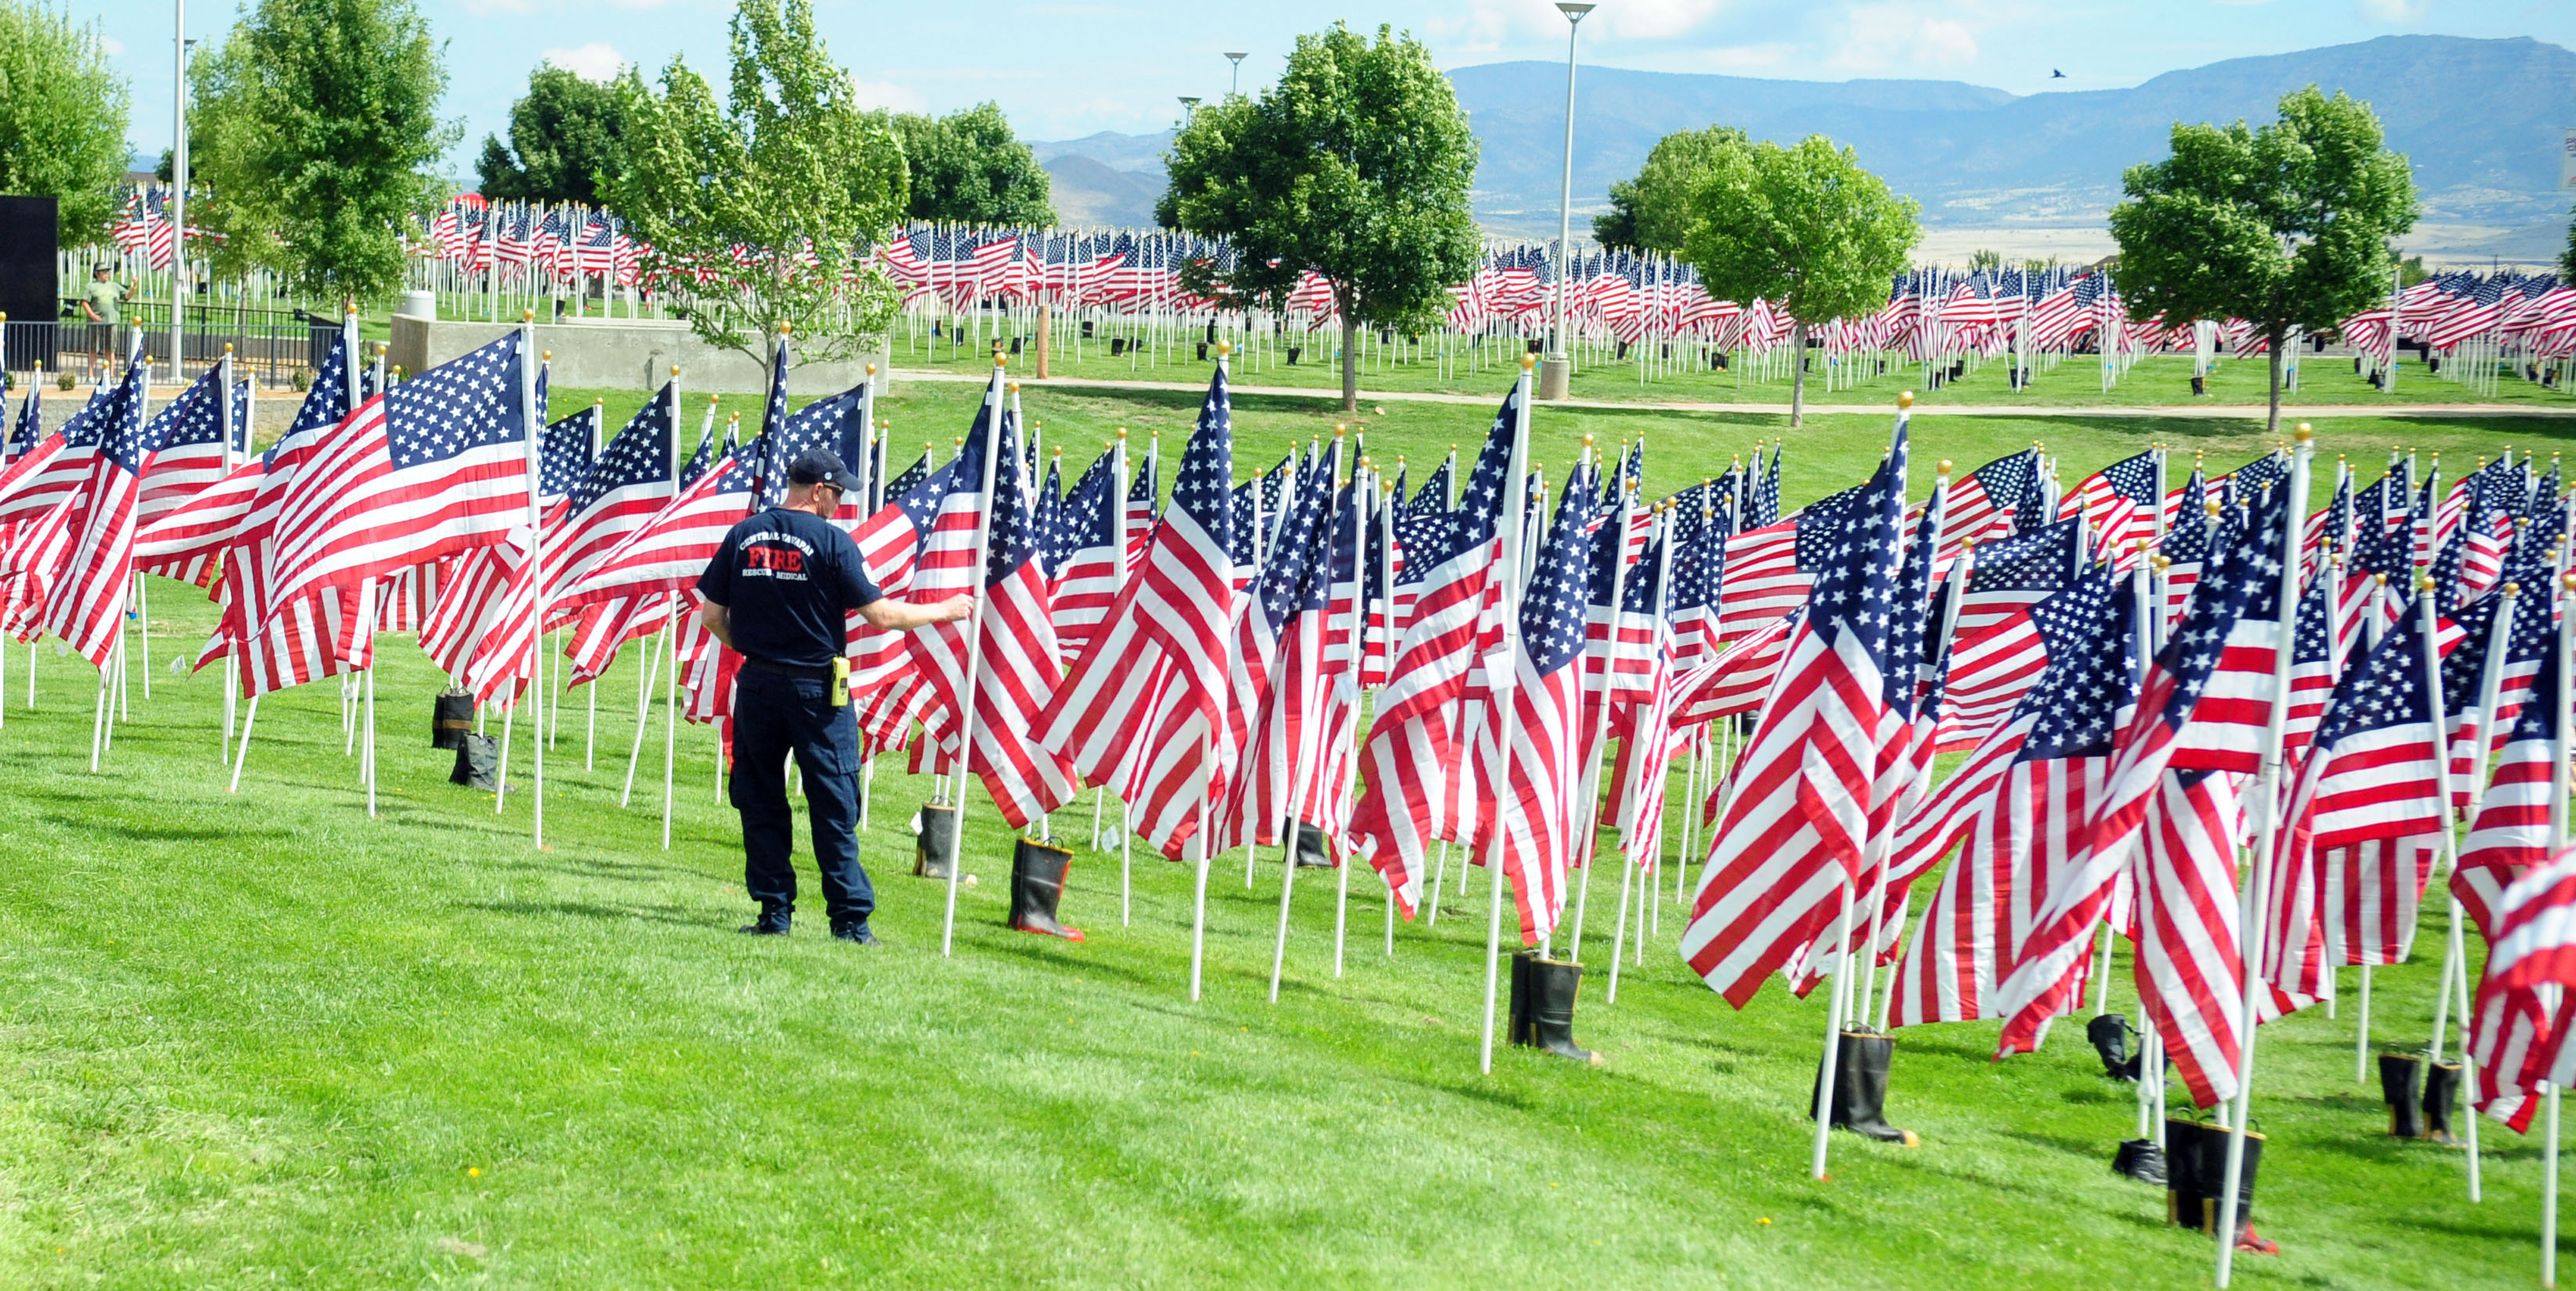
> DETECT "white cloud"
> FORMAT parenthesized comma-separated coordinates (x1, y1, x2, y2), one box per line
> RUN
(1597, 0, 1729, 41)
(1829, 5, 1980, 71)
(542, 43, 625, 83)
(99, 36, 124, 57)
(2356, 0, 2426, 21)
(849, 78, 928, 113)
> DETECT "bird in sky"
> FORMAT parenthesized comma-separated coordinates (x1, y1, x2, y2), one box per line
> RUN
(2052, 69, 2066, 78)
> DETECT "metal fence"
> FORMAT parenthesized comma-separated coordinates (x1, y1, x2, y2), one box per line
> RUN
(2, 306, 334, 390)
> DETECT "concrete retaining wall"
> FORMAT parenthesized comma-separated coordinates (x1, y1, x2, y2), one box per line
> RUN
(387, 313, 888, 394)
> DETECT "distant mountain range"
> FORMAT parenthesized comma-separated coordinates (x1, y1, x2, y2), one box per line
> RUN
(1030, 34, 2576, 260)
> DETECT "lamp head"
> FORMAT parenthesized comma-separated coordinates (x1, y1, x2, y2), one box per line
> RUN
(1556, 1, 1597, 20)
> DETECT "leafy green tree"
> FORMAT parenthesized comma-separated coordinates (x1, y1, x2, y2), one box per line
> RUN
(605, 0, 908, 366)
(1592, 124, 1746, 254)
(0, 2, 131, 248)
(1159, 23, 1479, 412)
(891, 102, 1053, 225)
(2109, 85, 2417, 435)
(478, 63, 636, 205)
(187, 0, 453, 304)
(2558, 210, 2574, 280)
(1679, 135, 1919, 427)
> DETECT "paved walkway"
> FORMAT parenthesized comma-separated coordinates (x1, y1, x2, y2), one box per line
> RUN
(890, 366, 2576, 419)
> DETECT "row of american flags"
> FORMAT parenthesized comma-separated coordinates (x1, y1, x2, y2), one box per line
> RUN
(100, 181, 2576, 364)
(14, 295, 2576, 1191)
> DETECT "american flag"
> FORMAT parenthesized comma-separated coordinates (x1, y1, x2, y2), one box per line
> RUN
(38, 358, 149, 664)
(1491, 462, 1599, 943)
(1668, 495, 1730, 664)
(1346, 386, 1522, 916)
(1038, 366, 1236, 860)
(904, 400, 1076, 827)
(1408, 451, 1455, 519)
(1945, 448, 2043, 539)
(1890, 568, 2136, 1027)
(547, 382, 678, 603)
(1934, 517, 2078, 751)
(1996, 481, 2292, 1050)
(2457, 618, 2564, 938)
(2265, 601, 2448, 1008)
(1680, 414, 1908, 1007)
(1219, 446, 1337, 854)
(2058, 450, 2160, 566)
(2163, 483, 2297, 775)
(6, 379, 38, 462)
(2133, 767, 2251, 1107)
(1045, 444, 1122, 662)
(1606, 524, 1678, 867)
(262, 331, 536, 623)
(2483, 844, 2576, 994)
(2283, 575, 2340, 757)
(1124, 431, 1159, 574)
(134, 366, 249, 527)
(539, 403, 601, 504)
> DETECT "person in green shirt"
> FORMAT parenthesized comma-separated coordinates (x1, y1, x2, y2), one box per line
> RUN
(78, 266, 124, 325)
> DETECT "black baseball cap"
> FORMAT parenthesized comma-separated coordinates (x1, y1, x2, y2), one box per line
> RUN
(787, 448, 862, 494)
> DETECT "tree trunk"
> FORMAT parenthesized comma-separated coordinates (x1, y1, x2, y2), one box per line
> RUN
(1790, 321, 1808, 428)
(1340, 315, 1361, 413)
(2265, 329, 2284, 441)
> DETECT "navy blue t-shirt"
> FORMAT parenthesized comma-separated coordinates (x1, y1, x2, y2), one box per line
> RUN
(697, 507, 883, 668)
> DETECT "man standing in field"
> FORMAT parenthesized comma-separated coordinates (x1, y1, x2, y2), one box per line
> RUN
(696, 448, 972, 944)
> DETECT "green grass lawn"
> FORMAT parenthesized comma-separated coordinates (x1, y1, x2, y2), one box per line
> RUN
(0, 374, 2559, 1287)
(887, 318, 2576, 411)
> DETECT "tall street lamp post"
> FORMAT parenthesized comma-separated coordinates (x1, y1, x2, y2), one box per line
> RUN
(1225, 52, 1248, 96)
(171, 2, 189, 382)
(1540, 2, 1596, 401)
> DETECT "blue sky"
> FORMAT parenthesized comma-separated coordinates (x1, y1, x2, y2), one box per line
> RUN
(69, 0, 2576, 178)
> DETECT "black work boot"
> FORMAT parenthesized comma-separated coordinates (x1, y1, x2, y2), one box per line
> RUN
(2089, 1013, 2140, 1081)
(2164, 1118, 2210, 1228)
(432, 689, 474, 750)
(1009, 838, 1085, 943)
(1508, 951, 1539, 1047)
(739, 906, 790, 936)
(2113, 1136, 2168, 1185)
(2423, 1059, 2466, 1148)
(1814, 1030, 1917, 1145)
(2225, 1130, 2277, 1253)
(831, 920, 878, 946)
(2380, 1053, 2427, 1138)
(1293, 821, 1334, 869)
(913, 804, 973, 885)
(1525, 957, 1603, 1066)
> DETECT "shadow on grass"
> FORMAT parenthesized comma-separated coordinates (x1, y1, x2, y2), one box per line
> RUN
(39, 813, 283, 845)
(1998, 1127, 2114, 1160)
(468, 897, 709, 930)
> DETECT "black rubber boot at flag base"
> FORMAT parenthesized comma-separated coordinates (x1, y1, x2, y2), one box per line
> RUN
(431, 690, 473, 750)
(2165, 1118, 2276, 1254)
(1508, 951, 1538, 1047)
(2422, 1059, 2466, 1148)
(2088, 1012, 2141, 1081)
(1009, 838, 1085, 944)
(912, 804, 973, 885)
(1812, 1030, 1916, 1145)
(2379, 1052, 2427, 1138)
(1292, 821, 1335, 869)
(1512, 956, 1602, 1066)
(2112, 1137, 2167, 1185)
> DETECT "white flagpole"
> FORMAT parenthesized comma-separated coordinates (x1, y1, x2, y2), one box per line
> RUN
(1607, 505, 1675, 1006)
(1479, 356, 1538, 1076)
(1567, 441, 1631, 963)
(2213, 425, 2312, 1289)
(1269, 431, 1346, 1002)
(661, 613, 680, 850)
(219, 345, 238, 761)
(621, 611, 670, 807)
(1810, 396, 1913, 1184)
(2545, 566, 2571, 1289)
(1331, 457, 1373, 978)
(941, 357, 1010, 958)
(520, 323, 549, 849)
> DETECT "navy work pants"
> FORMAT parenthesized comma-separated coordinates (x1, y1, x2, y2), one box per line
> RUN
(729, 668, 872, 927)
